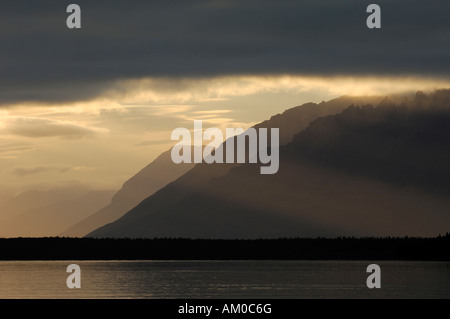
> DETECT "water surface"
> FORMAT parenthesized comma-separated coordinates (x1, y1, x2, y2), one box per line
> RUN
(0, 260, 448, 299)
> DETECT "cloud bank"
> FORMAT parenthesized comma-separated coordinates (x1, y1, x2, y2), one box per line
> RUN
(0, 0, 448, 105)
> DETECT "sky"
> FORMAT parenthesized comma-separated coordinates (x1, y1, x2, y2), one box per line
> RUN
(0, 0, 449, 195)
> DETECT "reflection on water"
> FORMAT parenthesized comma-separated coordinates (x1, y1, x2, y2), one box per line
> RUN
(0, 260, 449, 299)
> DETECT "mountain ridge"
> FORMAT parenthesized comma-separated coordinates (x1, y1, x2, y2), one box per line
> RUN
(66, 95, 375, 237)
(88, 93, 450, 238)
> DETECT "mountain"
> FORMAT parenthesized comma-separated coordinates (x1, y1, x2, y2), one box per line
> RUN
(0, 184, 96, 223)
(0, 187, 114, 237)
(60, 149, 195, 237)
(253, 95, 385, 145)
(0, 194, 10, 208)
(87, 92, 450, 239)
(65, 95, 374, 237)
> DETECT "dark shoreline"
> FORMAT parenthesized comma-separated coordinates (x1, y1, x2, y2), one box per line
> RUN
(0, 235, 449, 261)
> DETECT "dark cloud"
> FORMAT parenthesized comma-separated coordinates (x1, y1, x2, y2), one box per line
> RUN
(0, 0, 448, 105)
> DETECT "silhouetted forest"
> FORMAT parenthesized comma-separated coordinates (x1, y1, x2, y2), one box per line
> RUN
(0, 235, 449, 260)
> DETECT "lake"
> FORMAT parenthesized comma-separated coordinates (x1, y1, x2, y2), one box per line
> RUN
(0, 260, 449, 299)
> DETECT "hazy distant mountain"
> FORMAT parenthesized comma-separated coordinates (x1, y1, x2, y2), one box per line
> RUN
(0, 187, 114, 237)
(0, 194, 10, 207)
(60, 149, 195, 237)
(0, 185, 96, 223)
(88, 92, 450, 239)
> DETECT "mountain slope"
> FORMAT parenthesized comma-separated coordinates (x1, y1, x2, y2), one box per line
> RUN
(88, 92, 450, 239)
(254, 96, 385, 144)
(69, 95, 373, 237)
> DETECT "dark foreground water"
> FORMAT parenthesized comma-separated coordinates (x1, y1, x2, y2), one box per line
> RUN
(0, 260, 449, 299)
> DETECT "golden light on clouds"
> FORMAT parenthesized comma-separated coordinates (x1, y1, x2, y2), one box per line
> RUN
(0, 116, 109, 139)
(106, 75, 450, 106)
(3, 75, 450, 113)
(1, 74, 449, 194)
